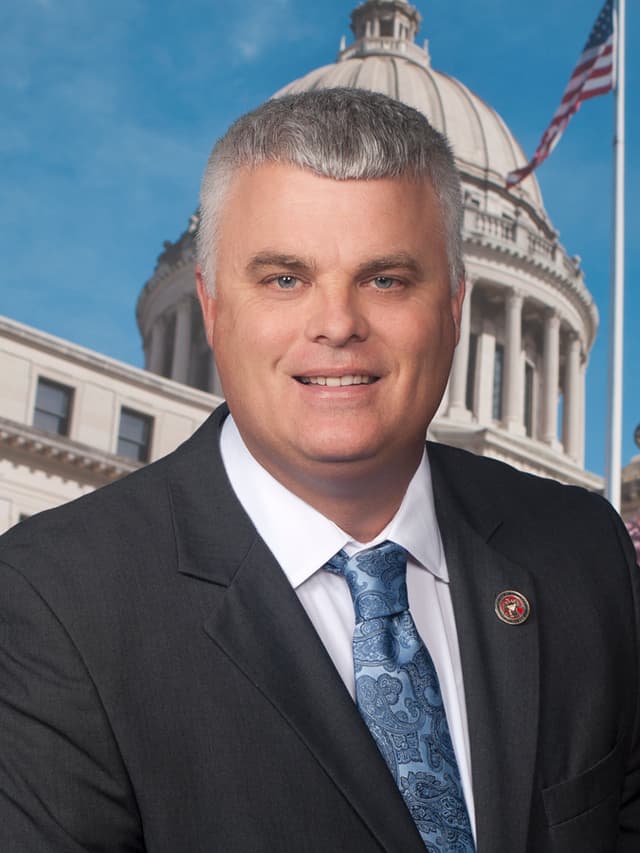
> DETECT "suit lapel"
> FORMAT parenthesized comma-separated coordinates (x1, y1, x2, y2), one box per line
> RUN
(205, 535, 427, 852)
(430, 447, 540, 853)
(166, 406, 426, 853)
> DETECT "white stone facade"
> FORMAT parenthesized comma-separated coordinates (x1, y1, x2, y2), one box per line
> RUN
(430, 203, 599, 490)
(0, 316, 220, 533)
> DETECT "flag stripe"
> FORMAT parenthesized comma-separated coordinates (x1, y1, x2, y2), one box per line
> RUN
(506, 0, 614, 188)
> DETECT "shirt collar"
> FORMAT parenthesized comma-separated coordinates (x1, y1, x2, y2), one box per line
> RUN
(219, 415, 448, 589)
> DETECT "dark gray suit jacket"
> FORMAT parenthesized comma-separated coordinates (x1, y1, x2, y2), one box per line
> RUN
(1, 404, 639, 852)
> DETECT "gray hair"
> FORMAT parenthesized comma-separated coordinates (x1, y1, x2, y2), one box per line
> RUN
(197, 88, 464, 293)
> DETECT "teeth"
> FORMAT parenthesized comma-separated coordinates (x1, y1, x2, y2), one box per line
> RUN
(299, 375, 375, 386)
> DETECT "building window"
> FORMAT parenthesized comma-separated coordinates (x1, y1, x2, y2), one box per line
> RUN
(466, 333, 478, 413)
(189, 298, 211, 391)
(194, 348, 211, 392)
(162, 313, 176, 378)
(492, 344, 504, 421)
(524, 362, 535, 437)
(558, 392, 564, 443)
(33, 377, 73, 436)
(117, 408, 153, 462)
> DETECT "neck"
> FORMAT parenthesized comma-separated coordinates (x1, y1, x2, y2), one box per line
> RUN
(252, 449, 422, 543)
(305, 489, 404, 542)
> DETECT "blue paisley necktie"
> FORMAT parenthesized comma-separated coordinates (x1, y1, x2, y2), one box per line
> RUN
(325, 541, 475, 853)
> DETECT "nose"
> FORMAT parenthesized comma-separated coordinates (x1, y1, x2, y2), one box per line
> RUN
(304, 284, 369, 347)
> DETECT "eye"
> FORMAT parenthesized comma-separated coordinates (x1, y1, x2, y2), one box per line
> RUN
(370, 275, 400, 290)
(270, 275, 299, 290)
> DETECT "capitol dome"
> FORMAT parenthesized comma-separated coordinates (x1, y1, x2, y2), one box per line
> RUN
(274, 0, 546, 213)
(136, 0, 601, 491)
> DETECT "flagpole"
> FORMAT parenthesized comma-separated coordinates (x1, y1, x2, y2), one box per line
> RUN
(605, 0, 625, 510)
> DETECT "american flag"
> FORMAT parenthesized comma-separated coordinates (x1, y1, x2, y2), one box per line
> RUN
(506, 0, 615, 188)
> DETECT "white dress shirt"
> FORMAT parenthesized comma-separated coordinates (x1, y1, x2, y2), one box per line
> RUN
(219, 415, 476, 837)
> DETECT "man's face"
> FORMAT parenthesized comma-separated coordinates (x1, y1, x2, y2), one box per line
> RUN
(197, 162, 464, 493)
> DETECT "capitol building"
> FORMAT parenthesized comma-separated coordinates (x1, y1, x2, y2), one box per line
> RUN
(1, 0, 637, 531)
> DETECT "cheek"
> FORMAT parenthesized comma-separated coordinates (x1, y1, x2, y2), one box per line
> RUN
(215, 304, 294, 373)
(396, 316, 456, 379)
(392, 311, 444, 353)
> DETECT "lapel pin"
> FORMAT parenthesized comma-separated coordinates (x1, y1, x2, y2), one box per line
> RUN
(495, 590, 530, 625)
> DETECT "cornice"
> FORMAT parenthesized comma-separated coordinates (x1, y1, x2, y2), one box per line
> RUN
(0, 316, 219, 411)
(0, 417, 139, 484)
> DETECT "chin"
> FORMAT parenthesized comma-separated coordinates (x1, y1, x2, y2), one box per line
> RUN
(298, 439, 385, 467)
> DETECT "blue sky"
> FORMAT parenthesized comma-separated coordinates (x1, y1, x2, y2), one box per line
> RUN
(1, 0, 638, 476)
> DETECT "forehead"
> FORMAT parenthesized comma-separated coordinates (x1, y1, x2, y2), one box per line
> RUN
(215, 163, 445, 258)
(221, 161, 436, 205)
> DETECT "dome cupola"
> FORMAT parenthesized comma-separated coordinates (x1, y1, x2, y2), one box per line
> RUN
(349, 0, 422, 46)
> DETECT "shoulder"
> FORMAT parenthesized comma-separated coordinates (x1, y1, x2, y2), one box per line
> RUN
(0, 408, 225, 595)
(428, 439, 602, 508)
(2, 446, 169, 561)
(427, 440, 635, 566)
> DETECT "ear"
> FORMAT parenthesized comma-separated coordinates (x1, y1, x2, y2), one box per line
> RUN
(451, 276, 466, 345)
(196, 265, 217, 350)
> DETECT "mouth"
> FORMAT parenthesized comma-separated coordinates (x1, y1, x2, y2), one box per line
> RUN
(295, 374, 379, 387)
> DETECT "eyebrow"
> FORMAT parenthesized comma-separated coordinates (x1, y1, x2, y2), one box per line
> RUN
(245, 251, 424, 280)
(245, 252, 318, 277)
(352, 253, 424, 280)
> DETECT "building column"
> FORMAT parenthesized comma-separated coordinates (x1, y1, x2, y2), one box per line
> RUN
(171, 299, 192, 384)
(147, 318, 166, 375)
(474, 327, 496, 425)
(578, 359, 587, 466)
(447, 278, 474, 421)
(563, 332, 581, 461)
(503, 288, 525, 434)
(541, 309, 560, 447)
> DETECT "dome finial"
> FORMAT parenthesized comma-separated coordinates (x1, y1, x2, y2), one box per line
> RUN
(339, 1, 428, 66)
(350, 0, 421, 44)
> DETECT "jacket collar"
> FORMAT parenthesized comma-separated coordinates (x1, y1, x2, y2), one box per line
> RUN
(166, 404, 257, 587)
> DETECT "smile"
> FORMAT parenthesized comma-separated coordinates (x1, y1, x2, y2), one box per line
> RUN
(296, 375, 378, 387)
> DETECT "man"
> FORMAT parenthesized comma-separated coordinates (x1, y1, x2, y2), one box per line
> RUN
(1, 89, 638, 852)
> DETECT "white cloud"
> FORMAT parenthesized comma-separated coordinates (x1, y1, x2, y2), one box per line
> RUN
(227, 0, 303, 62)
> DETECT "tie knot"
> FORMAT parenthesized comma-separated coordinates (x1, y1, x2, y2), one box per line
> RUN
(324, 541, 409, 621)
